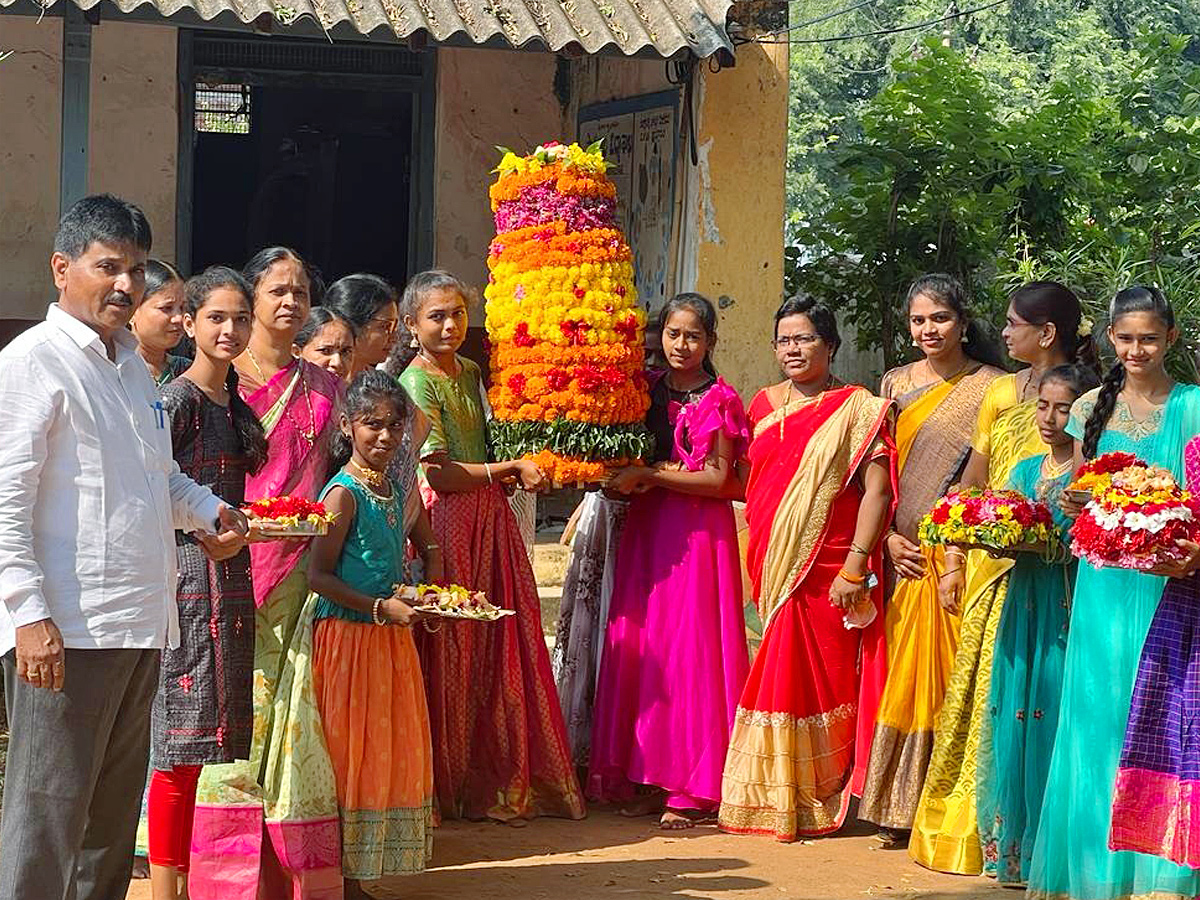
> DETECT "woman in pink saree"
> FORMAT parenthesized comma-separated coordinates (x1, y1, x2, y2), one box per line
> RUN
(190, 248, 346, 900)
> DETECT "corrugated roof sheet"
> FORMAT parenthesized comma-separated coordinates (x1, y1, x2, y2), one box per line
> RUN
(9, 0, 734, 58)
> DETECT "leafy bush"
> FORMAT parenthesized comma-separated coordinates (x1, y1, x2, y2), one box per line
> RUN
(787, 34, 1200, 380)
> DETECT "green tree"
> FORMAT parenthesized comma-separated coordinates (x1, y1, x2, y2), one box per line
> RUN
(784, 0, 1200, 242)
(789, 33, 1200, 378)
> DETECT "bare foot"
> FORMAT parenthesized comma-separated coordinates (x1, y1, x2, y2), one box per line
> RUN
(660, 810, 695, 830)
(618, 792, 664, 818)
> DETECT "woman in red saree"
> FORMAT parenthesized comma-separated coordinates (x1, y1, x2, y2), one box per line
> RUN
(719, 296, 897, 842)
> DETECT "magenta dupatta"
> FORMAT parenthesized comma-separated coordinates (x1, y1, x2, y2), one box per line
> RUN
(242, 359, 341, 606)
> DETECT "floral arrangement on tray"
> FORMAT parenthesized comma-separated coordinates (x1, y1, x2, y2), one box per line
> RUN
(484, 141, 653, 485)
(243, 496, 333, 537)
(394, 583, 514, 621)
(1065, 451, 1146, 502)
(919, 488, 1058, 552)
(1070, 461, 1199, 569)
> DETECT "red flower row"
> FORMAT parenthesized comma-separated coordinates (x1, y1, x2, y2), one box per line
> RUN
(244, 496, 328, 521)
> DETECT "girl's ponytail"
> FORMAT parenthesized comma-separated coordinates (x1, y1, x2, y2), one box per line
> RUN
(1081, 361, 1125, 460)
(227, 366, 268, 474)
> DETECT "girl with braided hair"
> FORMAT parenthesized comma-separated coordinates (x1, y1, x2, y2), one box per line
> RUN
(1028, 286, 1200, 900)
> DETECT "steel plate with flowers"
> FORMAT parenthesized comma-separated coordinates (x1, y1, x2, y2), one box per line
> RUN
(1070, 461, 1199, 570)
(395, 583, 515, 621)
(918, 487, 1058, 554)
(244, 496, 334, 540)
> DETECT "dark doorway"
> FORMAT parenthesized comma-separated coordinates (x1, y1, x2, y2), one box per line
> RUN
(191, 84, 414, 285)
(184, 33, 432, 287)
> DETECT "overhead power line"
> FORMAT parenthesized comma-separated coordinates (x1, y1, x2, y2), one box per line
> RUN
(745, 0, 1010, 45)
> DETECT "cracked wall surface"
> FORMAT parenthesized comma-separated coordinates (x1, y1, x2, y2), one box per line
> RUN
(689, 41, 788, 400)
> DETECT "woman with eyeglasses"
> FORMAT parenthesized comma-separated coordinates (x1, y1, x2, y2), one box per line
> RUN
(858, 274, 1004, 842)
(326, 273, 400, 377)
(717, 296, 897, 842)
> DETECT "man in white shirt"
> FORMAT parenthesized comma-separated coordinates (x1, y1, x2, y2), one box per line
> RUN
(0, 194, 248, 900)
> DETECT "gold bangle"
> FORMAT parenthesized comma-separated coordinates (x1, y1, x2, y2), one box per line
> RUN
(838, 568, 867, 584)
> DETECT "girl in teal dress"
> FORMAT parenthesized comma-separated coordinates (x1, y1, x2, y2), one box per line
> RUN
(307, 370, 442, 898)
(1027, 287, 1200, 900)
(975, 363, 1097, 884)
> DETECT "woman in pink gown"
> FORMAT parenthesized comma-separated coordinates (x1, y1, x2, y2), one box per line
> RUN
(588, 293, 751, 827)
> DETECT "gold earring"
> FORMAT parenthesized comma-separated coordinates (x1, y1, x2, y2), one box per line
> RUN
(409, 332, 419, 348)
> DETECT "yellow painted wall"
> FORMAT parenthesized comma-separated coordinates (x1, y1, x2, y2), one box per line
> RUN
(690, 43, 789, 401)
(0, 18, 177, 321)
(88, 22, 178, 264)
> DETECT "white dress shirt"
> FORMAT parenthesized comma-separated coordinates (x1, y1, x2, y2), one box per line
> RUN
(0, 304, 224, 655)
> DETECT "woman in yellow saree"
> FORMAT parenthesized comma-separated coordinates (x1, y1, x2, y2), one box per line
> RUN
(718, 297, 897, 841)
(909, 282, 1088, 874)
(858, 275, 1003, 836)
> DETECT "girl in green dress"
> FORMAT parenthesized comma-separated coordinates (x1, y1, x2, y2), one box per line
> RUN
(397, 270, 585, 822)
(1028, 286, 1200, 900)
(308, 370, 441, 898)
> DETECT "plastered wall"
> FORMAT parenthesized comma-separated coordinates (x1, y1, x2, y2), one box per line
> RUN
(0, 17, 177, 322)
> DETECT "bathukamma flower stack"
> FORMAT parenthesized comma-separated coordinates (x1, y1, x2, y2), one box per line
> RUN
(484, 141, 653, 484)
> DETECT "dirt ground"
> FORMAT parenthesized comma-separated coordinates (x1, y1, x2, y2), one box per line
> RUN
(124, 808, 1003, 900)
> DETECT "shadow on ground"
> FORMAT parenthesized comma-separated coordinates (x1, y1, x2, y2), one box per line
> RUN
(368, 855, 765, 900)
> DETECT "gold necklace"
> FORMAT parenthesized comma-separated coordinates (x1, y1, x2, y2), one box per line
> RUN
(1042, 454, 1073, 479)
(924, 358, 971, 385)
(347, 459, 390, 493)
(780, 376, 833, 437)
(248, 347, 317, 444)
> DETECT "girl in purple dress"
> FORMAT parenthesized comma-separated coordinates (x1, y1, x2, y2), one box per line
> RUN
(588, 293, 751, 829)
(1110, 432, 1200, 864)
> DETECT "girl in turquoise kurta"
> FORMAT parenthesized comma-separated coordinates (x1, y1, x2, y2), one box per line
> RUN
(307, 370, 442, 898)
(1027, 287, 1200, 900)
(975, 363, 1097, 884)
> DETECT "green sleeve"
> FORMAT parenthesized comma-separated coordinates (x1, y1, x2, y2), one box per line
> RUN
(399, 367, 448, 459)
(1067, 393, 1095, 443)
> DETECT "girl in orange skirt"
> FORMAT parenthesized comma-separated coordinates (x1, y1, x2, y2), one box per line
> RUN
(308, 369, 442, 898)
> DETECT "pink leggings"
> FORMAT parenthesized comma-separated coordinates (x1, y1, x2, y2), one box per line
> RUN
(147, 765, 202, 870)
